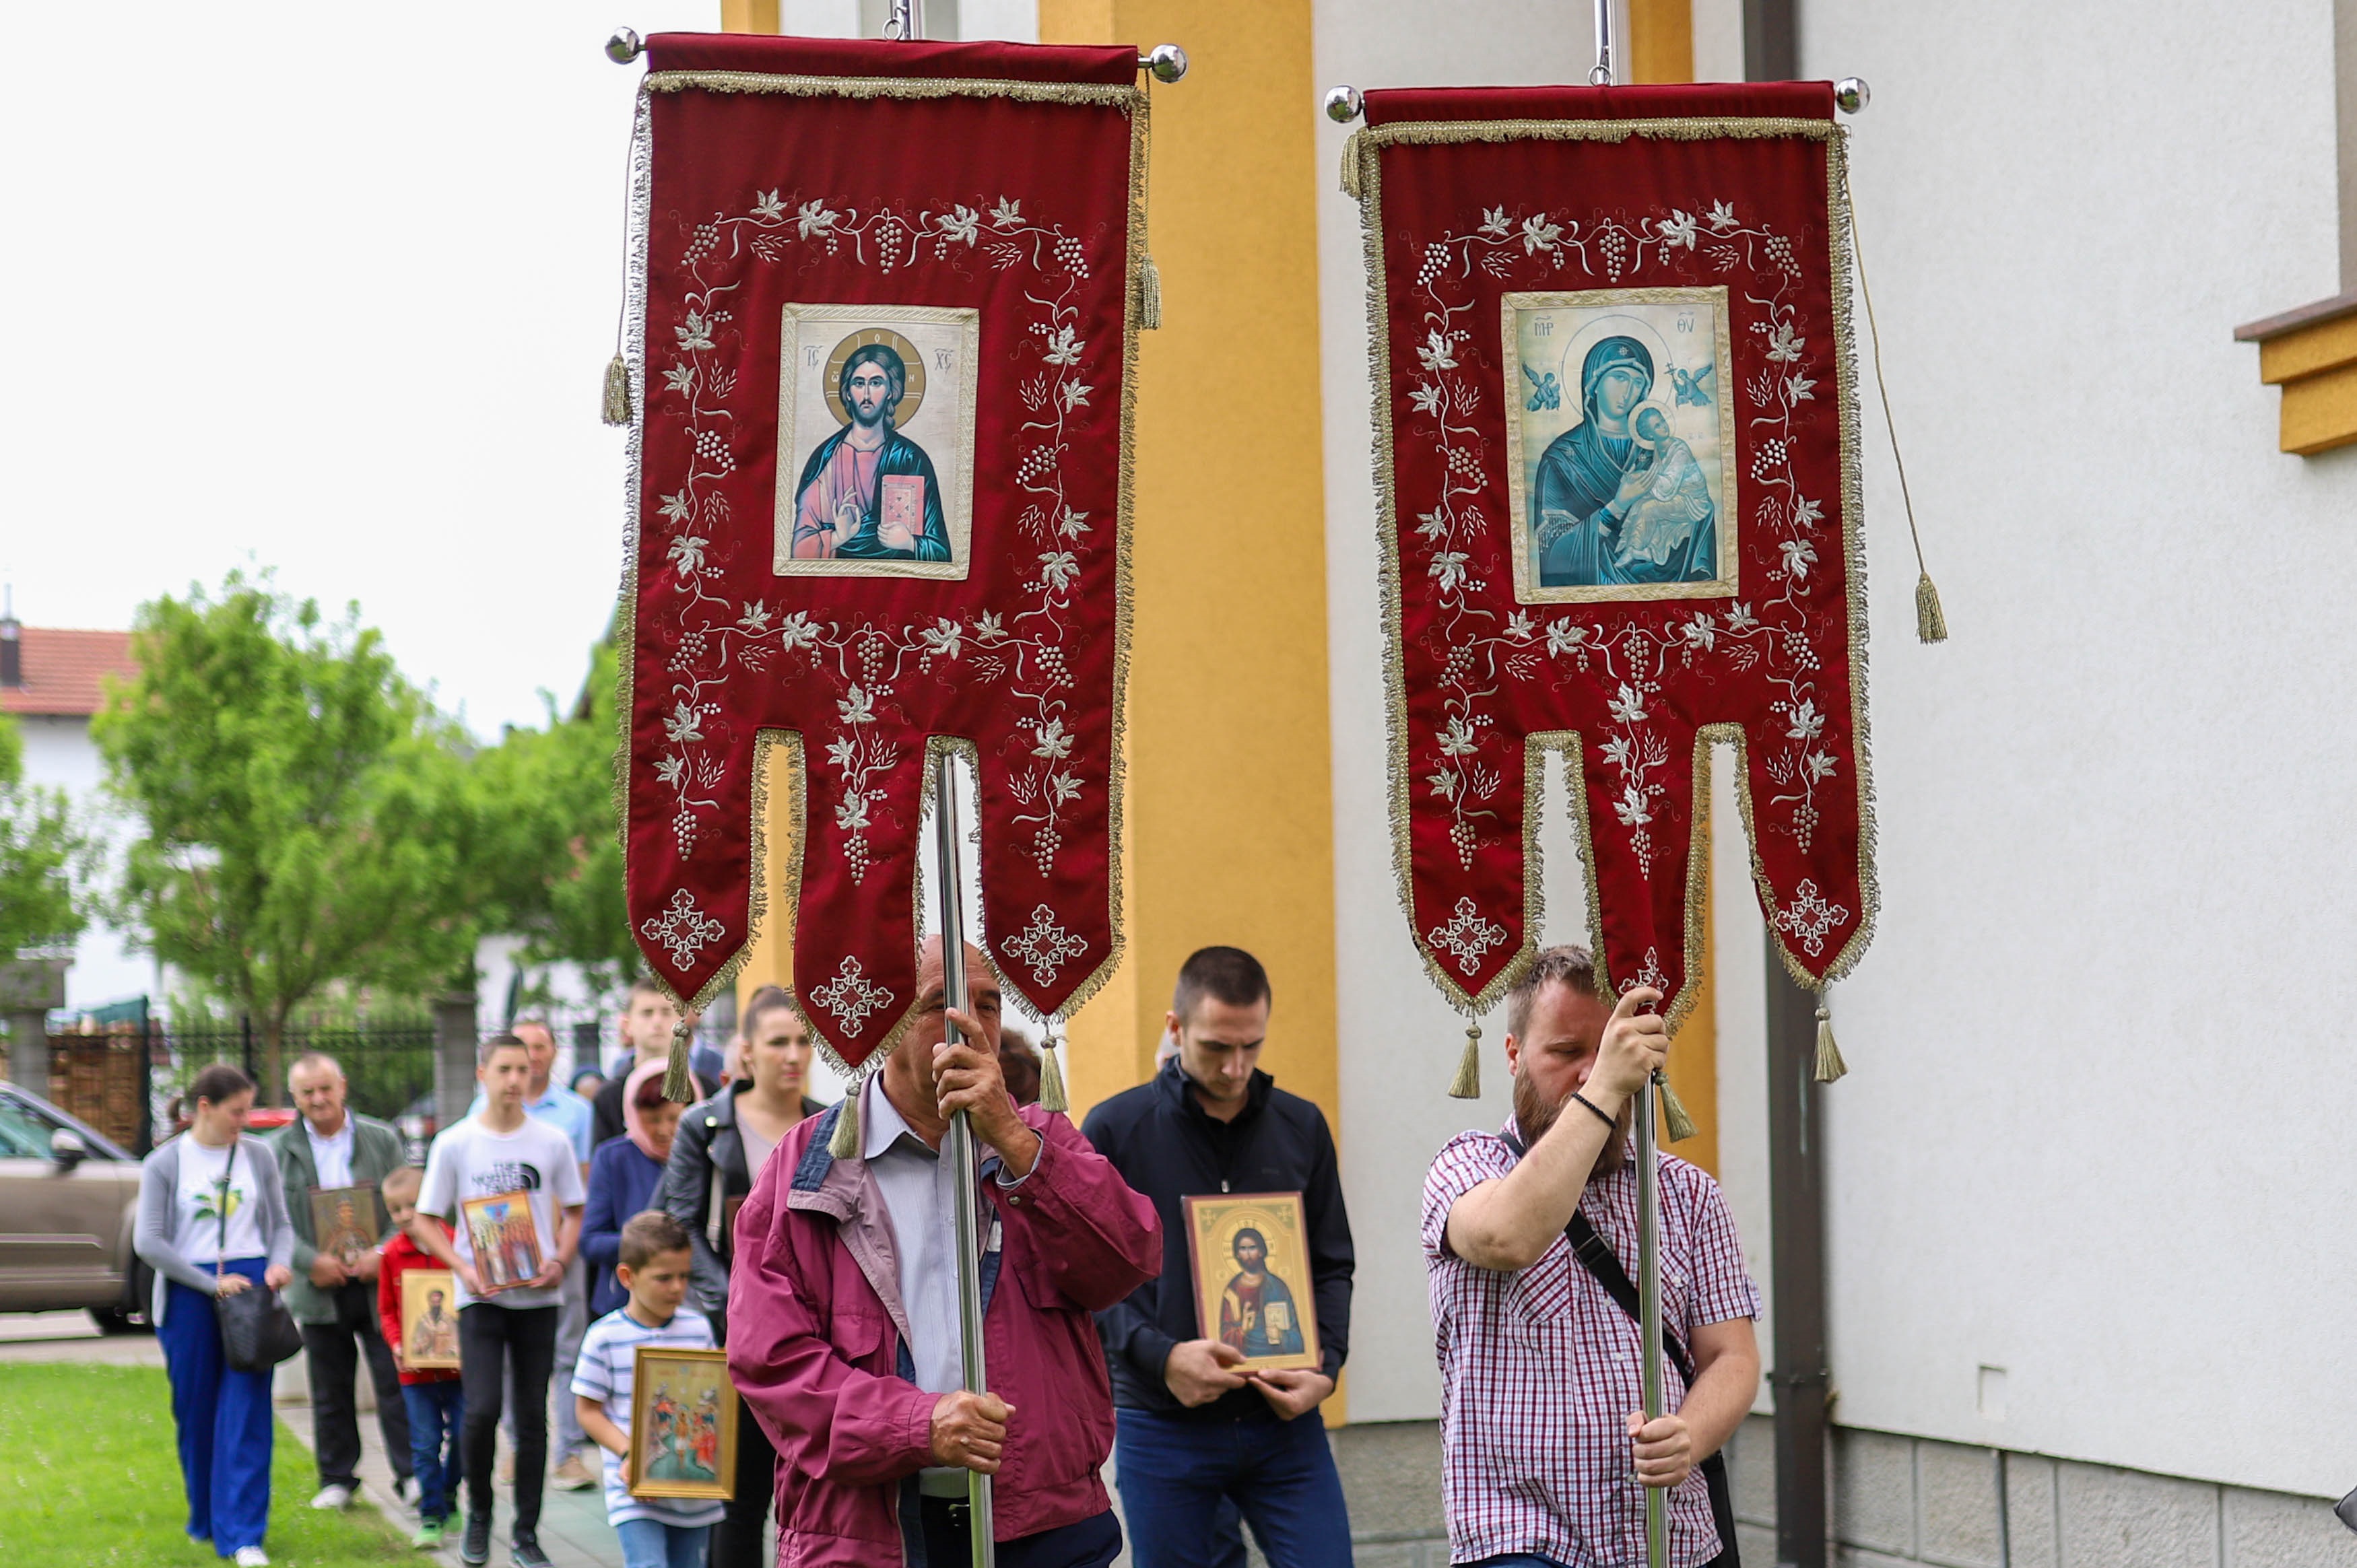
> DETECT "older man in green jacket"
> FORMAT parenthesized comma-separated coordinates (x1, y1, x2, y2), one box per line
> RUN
(275, 1051, 416, 1512)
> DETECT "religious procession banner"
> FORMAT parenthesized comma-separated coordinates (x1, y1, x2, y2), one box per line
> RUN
(1341, 82, 1873, 1085)
(616, 34, 1151, 1080)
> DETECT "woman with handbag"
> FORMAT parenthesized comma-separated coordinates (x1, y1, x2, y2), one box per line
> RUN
(134, 1062, 298, 1567)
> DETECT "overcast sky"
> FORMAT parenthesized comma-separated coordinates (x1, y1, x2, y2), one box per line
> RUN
(1, 1, 764, 738)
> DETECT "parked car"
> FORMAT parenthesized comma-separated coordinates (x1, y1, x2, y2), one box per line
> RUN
(0, 1083, 150, 1330)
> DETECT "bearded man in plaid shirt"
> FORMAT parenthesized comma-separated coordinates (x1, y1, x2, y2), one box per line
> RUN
(1422, 947, 1761, 1567)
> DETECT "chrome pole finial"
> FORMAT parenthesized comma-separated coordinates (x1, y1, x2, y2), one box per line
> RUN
(1835, 77, 1871, 114)
(1323, 84, 1364, 124)
(605, 27, 642, 64)
(1141, 43, 1189, 83)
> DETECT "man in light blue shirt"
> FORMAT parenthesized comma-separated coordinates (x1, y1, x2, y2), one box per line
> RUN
(468, 1015, 599, 1489)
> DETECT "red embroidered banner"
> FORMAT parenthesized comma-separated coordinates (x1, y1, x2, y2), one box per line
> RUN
(1343, 83, 1875, 1039)
(618, 35, 1147, 1072)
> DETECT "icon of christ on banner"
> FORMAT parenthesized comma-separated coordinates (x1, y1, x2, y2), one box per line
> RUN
(774, 303, 980, 581)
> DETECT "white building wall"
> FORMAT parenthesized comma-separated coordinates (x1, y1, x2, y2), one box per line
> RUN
(1798, 0, 2357, 1501)
(15, 713, 158, 1011)
(1316, 0, 2357, 1505)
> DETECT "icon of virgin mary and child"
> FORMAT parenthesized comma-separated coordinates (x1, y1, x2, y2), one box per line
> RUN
(1534, 335, 1719, 589)
(790, 341, 950, 561)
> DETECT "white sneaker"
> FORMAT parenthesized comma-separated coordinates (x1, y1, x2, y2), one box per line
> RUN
(234, 1548, 270, 1567)
(309, 1484, 354, 1510)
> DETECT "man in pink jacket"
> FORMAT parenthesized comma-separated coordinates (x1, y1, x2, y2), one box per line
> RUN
(729, 937, 1163, 1567)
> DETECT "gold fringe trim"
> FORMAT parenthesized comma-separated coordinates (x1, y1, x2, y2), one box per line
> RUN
(1339, 129, 1365, 199)
(1814, 1001, 1847, 1083)
(1448, 1021, 1482, 1099)
(645, 70, 1143, 112)
(1657, 1070, 1698, 1143)
(1136, 252, 1162, 331)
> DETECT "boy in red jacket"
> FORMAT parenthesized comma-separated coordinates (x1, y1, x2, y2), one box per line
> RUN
(379, 1166, 465, 1549)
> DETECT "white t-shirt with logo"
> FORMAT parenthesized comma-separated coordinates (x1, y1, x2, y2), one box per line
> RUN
(418, 1115, 585, 1310)
(175, 1138, 269, 1270)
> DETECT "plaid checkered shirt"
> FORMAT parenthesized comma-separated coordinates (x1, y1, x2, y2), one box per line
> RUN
(1421, 1122, 1761, 1567)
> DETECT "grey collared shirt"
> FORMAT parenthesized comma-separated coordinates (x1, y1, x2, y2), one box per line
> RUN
(859, 1075, 1033, 1397)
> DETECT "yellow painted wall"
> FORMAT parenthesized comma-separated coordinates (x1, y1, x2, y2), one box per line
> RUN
(1042, 0, 1339, 1155)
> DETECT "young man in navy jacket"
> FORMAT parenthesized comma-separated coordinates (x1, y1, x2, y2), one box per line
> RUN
(1080, 947, 1356, 1568)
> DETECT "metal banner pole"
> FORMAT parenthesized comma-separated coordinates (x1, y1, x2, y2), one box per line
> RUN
(1637, 1074, 1668, 1568)
(930, 750, 995, 1567)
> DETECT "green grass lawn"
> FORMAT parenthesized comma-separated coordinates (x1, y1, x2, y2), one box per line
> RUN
(0, 1364, 413, 1568)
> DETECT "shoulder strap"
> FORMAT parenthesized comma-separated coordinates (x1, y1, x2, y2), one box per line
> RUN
(1499, 1124, 1694, 1384)
(217, 1136, 236, 1279)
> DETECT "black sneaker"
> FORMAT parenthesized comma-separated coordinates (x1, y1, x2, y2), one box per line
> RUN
(459, 1513, 492, 1567)
(508, 1532, 553, 1568)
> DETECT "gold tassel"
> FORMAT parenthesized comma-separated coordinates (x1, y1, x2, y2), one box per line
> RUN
(1137, 253, 1162, 331)
(663, 1017, 694, 1103)
(1915, 571, 1948, 644)
(1657, 1071, 1698, 1143)
(1339, 134, 1364, 199)
(1037, 1022, 1070, 1114)
(1447, 1021, 1482, 1099)
(1814, 1002, 1848, 1083)
(826, 1092, 861, 1159)
(601, 354, 632, 427)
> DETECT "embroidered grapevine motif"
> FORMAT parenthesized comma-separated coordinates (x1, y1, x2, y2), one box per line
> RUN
(809, 954, 895, 1037)
(1428, 896, 1510, 976)
(1772, 879, 1848, 959)
(639, 888, 727, 968)
(1404, 199, 1843, 889)
(647, 193, 1103, 885)
(999, 903, 1090, 987)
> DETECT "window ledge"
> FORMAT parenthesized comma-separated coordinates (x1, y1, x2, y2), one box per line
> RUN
(2236, 289, 2357, 455)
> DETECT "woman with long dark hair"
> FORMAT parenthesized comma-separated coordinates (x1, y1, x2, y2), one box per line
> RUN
(134, 1062, 297, 1567)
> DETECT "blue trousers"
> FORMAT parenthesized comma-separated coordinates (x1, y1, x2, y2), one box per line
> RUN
(401, 1379, 466, 1524)
(616, 1519, 713, 1568)
(1114, 1408, 1352, 1568)
(158, 1257, 275, 1557)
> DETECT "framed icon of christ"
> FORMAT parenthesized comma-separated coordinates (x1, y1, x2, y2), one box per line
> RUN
(773, 302, 981, 580)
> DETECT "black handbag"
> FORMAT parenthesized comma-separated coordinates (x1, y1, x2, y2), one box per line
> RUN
(213, 1138, 304, 1373)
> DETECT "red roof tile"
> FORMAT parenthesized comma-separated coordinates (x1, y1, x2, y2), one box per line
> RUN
(0, 627, 140, 718)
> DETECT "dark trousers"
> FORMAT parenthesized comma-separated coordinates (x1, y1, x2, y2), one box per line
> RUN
(1114, 1407, 1353, 1568)
(459, 1303, 558, 1534)
(918, 1500, 1121, 1568)
(401, 1379, 466, 1524)
(710, 1393, 777, 1568)
(301, 1279, 414, 1489)
(159, 1259, 274, 1557)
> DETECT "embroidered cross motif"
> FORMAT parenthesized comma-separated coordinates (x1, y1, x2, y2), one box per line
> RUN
(999, 904, 1089, 987)
(1774, 879, 1849, 959)
(1428, 897, 1509, 977)
(1626, 948, 1669, 996)
(638, 889, 725, 969)
(809, 955, 894, 1037)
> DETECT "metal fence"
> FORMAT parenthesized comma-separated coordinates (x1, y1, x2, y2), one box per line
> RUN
(158, 1021, 440, 1124)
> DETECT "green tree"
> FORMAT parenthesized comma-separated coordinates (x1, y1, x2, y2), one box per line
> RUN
(93, 574, 474, 1091)
(465, 631, 640, 996)
(0, 713, 92, 955)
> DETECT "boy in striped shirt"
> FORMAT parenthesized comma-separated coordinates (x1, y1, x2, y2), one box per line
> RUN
(572, 1212, 725, 1567)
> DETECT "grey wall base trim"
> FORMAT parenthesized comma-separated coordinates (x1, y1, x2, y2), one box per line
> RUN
(1726, 1414, 2357, 1568)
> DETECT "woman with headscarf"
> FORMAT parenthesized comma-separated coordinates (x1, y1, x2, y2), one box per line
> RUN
(1533, 334, 1718, 589)
(133, 1062, 297, 1567)
(580, 1060, 683, 1319)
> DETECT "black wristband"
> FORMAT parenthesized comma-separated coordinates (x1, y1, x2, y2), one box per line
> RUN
(1570, 1091, 1617, 1131)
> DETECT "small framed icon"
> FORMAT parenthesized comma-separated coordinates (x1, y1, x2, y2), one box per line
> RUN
(1180, 1190, 1322, 1373)
(461, 1192, 543, 1293)
(628, 1345, 737, 1501)
(401, 1269, 463, 1371)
